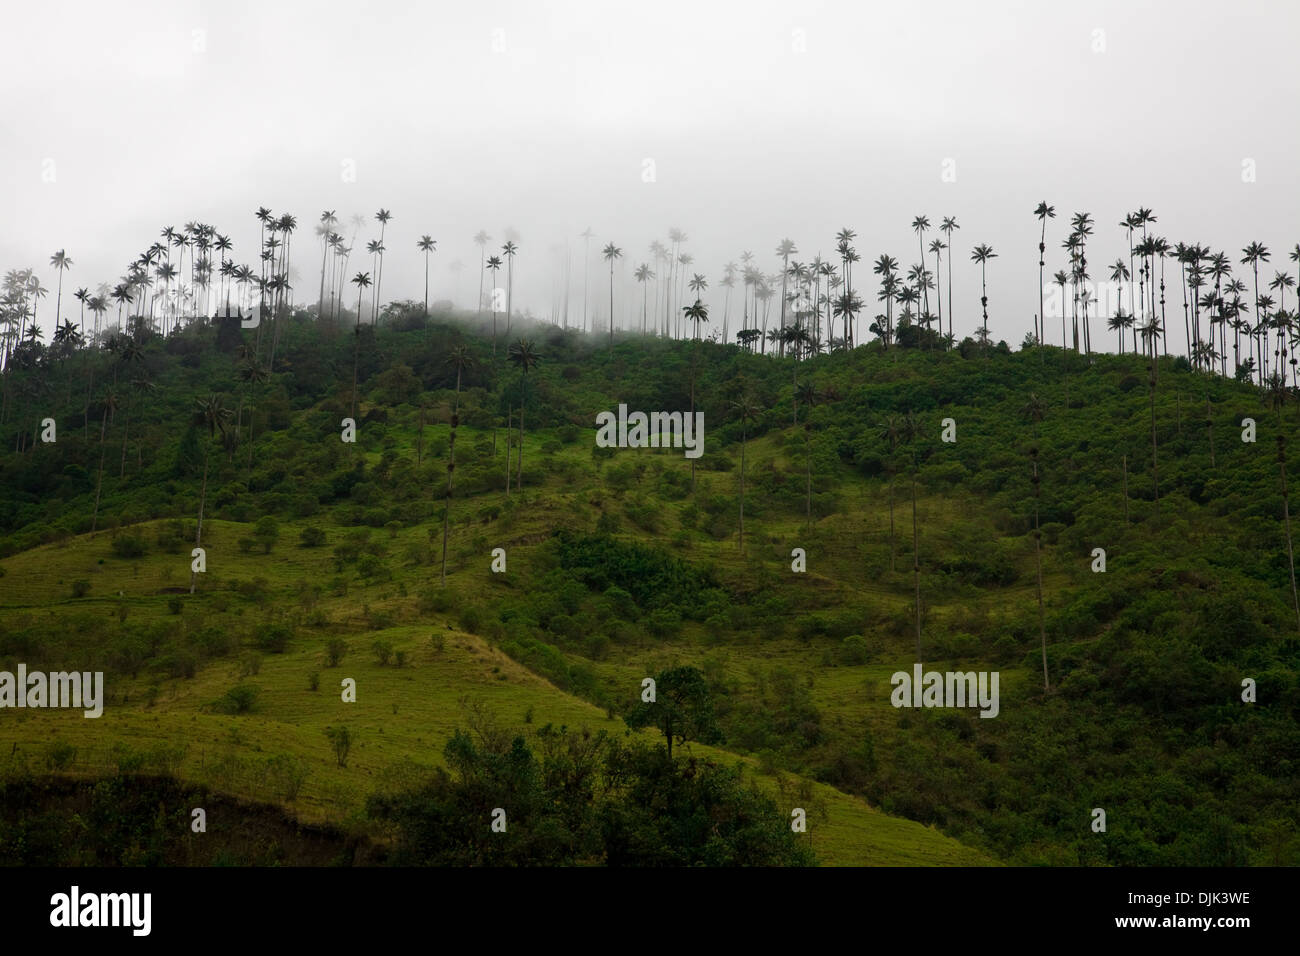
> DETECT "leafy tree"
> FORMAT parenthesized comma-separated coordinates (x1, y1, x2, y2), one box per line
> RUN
(623, 665, 723, 759)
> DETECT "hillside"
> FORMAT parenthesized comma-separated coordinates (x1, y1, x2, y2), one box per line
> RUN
(1, 308, 1297, 865)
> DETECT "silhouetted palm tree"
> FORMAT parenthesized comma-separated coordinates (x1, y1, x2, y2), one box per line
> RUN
(602, 242, 623, 349)
(1034, 203, 1055, 345)
(373, 209, 392, 321)
(635, 263, 654, 334)
(971, 244, 997, 345)
(502, 241, 518, 338)
(49, 250, 72, 331)
(417, 235, 437, 317)
(350, 272, 371, 421)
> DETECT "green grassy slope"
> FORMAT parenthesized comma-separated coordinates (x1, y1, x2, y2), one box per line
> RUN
(1, 311, 1297, 865)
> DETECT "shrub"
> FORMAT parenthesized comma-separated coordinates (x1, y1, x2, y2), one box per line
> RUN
(110, 532, 148, 559)
(167, 596, 183, 615)
(299, 526, 326, 548)
(325, 726, 353, 767)
(214, 683, 260, 714)
(45, 742, 77, 770)
(266, 753, 309, 802)
(417, 588, 455, 614)
(167, 650, 199, 678)
(839, 634, 870, 665)
(256, 623, 293, 653)
(395, 650, 407, 668)
(373, 640, 394, 665)
(71, 579, 91, 598)
(239, 652, 262, 677)
(254, 516, 279, 553)
(458, 606, 483, 633)
(307, 670, 320, 691)
(326, 638, 347, 667)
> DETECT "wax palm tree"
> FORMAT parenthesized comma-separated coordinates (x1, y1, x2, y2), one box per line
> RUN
(877, 414, 903, 572)
(314, 210, 335, 317)
(1120, 212, 1139, 321)
(1151, 236, 1171, 358)
(635, 264, 654, 334)
(682, 298, 710, 492)
(48, 250, 72, 332)
(775, 238, 798, 335)
(971, 244, 997, 345)
(441, 344, 476, 585)
(1109, 259, 1131, 353)
(797, 381, 821, 524)
(898, 411, 925, 663)
(365, 239, 384, 322)
(190, 394, 233, 594)
(372, 209, 391, 320)
(577, 227, 596, 332)
(1270, 270, 1296, 314)
(417, 235, 437, 317)
(933, 218, 956, 335)
(507, 338, 539, 491)
(108, 284, 131, 340)
(474, 230, 491, 316)
(833, 291, 862, 351)
(1290, 244, 1300, 318)
(928, 238, 947, 346)
(239, 359, 271, 468)
(665, 228, 688, 336)
(1034, 203, 1055, 345)
(719, 263, 736, 342)
(731, 394, 760, 554)
(682, 298, 709, 342)
(602, 242, 623, 349)
(1071, 212, 1095, 354)
(89, 388, 120, 532)
(675, 253, 695, 337)
(502, 241, 518, 338)
(910, 217, 931, 314)
(486, 255, 503, 353)
(1242, 242, 1271, 382)
(349, 272, 371, 421)
(1017, 392, 1051, 690)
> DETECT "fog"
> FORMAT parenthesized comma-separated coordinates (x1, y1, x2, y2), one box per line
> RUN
(3, 0, 1298, 347)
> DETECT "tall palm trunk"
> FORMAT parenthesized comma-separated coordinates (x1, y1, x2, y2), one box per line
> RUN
(1149, 372, 1160, 519)
(911, 451, 921, 665)
(190, 447, 210, 594)
(119, 398, 131, 477)
(1032, 449, 1048, 691)
(351, 287, 364, 422)
(887, 464, 896, 573)
(504, 406, 512, 496)
(1279, 431, 1300, 634)
(516, 375, 526, 489)
(440, 372, 463, 585)
(1121, 454, 1129, 524)
(90, 404, 109, 532)
(738, 424, 747, 554)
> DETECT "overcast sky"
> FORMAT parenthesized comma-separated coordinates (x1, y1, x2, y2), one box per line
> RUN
(3, 0, 1298, 348)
